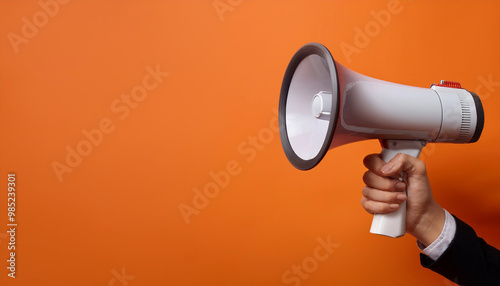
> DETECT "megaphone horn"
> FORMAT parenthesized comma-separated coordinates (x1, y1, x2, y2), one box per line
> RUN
(279, 43, 484, 238)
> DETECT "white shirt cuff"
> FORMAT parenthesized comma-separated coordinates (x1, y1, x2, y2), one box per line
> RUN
(417, 209, 456, 261)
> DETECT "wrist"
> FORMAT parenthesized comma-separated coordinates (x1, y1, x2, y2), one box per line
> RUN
(409, 201, 445, 247)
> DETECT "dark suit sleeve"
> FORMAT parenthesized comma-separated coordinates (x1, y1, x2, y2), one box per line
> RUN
(420, 215, 500, 286)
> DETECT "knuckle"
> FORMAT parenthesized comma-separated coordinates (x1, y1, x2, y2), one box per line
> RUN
(361, 199, 374, 214)
(394, 152, 407, 161)
(362, 171, 371, 184)
(383, 179, 394, 191)
(377, 178, 392, 192)
(363, 155, 370, 167)
(382, 191, 394, 202)
(361, 186, 370, 198)
(360, 196, 367, 206)
(378, 204, 392, 214)
(363, 154, 374, 167)
(414, 160, 427, 174)
(390, 193, 401, 203)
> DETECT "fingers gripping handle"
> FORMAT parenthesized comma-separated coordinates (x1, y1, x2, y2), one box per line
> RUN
(369, 140, 426, 238)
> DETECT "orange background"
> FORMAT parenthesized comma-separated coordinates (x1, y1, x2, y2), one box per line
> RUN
(1, 0, 499, 285)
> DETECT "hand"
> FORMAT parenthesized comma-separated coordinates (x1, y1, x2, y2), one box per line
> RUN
(361, 153, 445, 246)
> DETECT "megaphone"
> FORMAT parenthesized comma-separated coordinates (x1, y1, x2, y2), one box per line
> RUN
(279, 43, 484, 238)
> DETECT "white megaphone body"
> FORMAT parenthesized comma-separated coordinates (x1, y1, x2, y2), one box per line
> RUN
(279, 43, 484, 238)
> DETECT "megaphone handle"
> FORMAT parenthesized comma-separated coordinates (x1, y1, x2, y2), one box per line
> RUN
(369, 140, 426, 238)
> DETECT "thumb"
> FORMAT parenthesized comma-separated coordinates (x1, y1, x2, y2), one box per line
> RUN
(380, 153, 427, 178)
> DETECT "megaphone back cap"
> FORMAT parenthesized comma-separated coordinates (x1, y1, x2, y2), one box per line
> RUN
(279, 43, 340, 170)
(469, 91, 484, 143)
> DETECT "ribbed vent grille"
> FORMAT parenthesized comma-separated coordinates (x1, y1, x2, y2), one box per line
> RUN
(458, 95, 471, 139)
